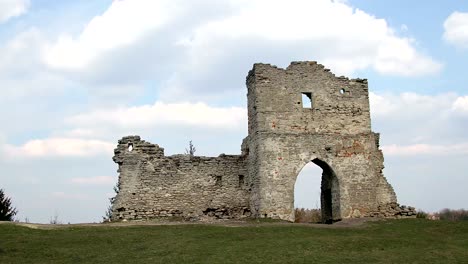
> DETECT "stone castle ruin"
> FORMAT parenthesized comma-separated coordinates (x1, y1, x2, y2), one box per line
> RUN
(111, 61, 415, 223)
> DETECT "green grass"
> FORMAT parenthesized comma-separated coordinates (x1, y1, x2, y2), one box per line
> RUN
(1, 219, 467, 263)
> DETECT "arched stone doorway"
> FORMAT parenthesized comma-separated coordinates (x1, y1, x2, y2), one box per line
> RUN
(295, 158, 341, 223)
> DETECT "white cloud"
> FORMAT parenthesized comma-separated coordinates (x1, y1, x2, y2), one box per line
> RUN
(45, 0, 183, 69)
(2, 138, 114, 158)
(0, 0, 29, 23)
(71, 176, 116, 185)
(443, 11, 468, 49)
(43, 0, 441, 81)
(373, 37, 442, 76)
(0, 28, 70, 99)
(369, 92, 398, 116)
(370, 92, 457, 119)
(452, 96, 468, 114)
(179, 0, 441, 77)
(370, 92, 468, 155)
(382, 143, 468, 156)
(66, 101, 247, 130)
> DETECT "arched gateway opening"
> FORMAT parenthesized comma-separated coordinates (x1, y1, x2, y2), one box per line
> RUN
(294, 158, 341, 224)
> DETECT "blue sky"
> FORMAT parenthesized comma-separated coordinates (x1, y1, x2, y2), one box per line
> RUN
(0, 0, 467, 223)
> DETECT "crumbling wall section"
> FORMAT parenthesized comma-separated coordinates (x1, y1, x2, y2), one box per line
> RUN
(111, 136, 250, 221)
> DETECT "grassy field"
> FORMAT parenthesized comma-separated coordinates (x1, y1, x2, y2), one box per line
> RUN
(1, 219, 467, 263)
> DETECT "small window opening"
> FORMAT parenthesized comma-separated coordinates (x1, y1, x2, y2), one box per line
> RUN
(216, 176, 222, 186)
(128, 143, 133, 152)
(238, 175, 245, 187)
(301, 92, 312, 108)
(340, 88, 345, 95)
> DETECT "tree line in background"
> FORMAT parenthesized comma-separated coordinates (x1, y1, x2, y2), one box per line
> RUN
(416, 208, 468, 221)
(294, 207, 468, 223)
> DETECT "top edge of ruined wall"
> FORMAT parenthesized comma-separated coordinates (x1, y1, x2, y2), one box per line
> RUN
(113, 136, 244, 164)
(246, 61, 368, 83)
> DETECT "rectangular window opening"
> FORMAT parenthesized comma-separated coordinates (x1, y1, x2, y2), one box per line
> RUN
(238, 175, 245, 187)
(302, 92, 312, 108)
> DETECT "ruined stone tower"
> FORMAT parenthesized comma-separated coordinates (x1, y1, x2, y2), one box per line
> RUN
(244, 62, 396, 222)
(111, 61, 403, 223)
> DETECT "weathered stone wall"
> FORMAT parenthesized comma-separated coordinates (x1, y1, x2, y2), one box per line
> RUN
(111, 61, 400, 223)
(245, 62, 397, 222)
(246, 62, 371, 136)
(111, 136, 250, 221)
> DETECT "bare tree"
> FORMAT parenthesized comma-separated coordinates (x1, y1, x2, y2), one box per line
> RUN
(49, 211, 61, 224)
(0, 188, 17, 221)
(185, 140, 196, 156)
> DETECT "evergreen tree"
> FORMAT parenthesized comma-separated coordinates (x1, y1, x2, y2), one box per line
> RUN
(0, 189, 17, 221)
(103, 184, 119, 222)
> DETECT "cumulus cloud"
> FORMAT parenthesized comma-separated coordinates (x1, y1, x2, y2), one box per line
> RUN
(66, 101, 247, 131)
(0, 28, 70, 100)
(70, 176, 116, 185)
(37, 0, 442, 103)
(372, 37, 442, 76)
(443, 11, 468, 49)
(45, 0, 183, 69)
(180, 0, 441, 77)
(0, 0, 443, 110)
(369, 91, 468, 156)
(452, 96, 468, 114)
(41, 91, 466, 159)
(2, 138, 114, 158)
(0, 0, 29, 23)
(370, 92, 457, 119)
